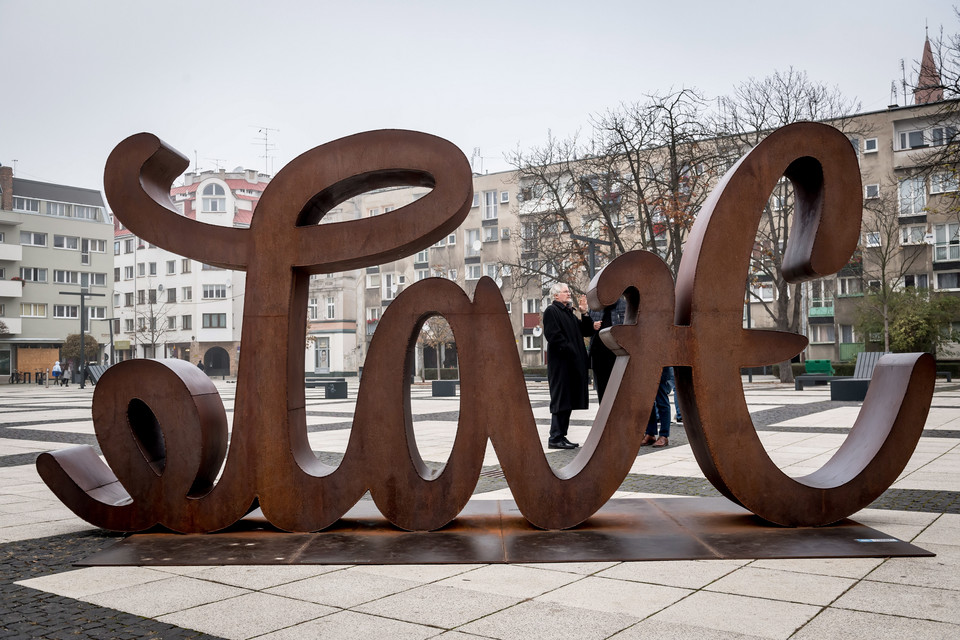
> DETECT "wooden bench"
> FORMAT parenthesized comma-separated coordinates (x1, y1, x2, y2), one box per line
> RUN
(432, 380, 459, 397)
(830, 352, 888, 401)
(937, 370, 953, 382)
(305, 377, 347, 399)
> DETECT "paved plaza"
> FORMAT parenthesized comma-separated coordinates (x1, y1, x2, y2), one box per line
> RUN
(2, 376, 959, 639)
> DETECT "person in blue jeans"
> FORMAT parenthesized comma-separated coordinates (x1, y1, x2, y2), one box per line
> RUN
(641, 367, 673, 447)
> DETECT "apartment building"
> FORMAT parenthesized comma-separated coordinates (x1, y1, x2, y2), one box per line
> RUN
(111, 167, 268, 375)
(0, 166, 114, 381)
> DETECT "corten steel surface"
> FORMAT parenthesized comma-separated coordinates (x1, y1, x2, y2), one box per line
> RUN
(37, 122, 936, 542)
(77, 498, 932, 566)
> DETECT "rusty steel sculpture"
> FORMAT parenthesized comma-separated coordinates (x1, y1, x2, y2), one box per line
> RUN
(37, 123, 935, 535)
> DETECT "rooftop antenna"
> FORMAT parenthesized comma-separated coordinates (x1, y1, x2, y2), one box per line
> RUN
(890, 80, 899, 107)
(900, 59, 909, 105)
(206, 157, 225, 171)
(12, 159, 17, 176)
(471, 147, 483, 174)
(254, 127, 279, 176)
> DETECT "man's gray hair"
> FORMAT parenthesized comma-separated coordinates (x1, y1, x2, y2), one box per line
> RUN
(549, 282, 567, 298)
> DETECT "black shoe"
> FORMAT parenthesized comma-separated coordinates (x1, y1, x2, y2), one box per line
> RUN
(548, 439, 577, 449)
(561, 437, 580, 448)
(676, 416, 683, 423)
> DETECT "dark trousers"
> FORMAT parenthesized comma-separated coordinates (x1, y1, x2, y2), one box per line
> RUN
(646, 367, 673, 438)
(549, 410, 572, 442)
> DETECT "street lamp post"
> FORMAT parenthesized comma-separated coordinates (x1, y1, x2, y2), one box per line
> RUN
(60, 290, 106, 390)
(570, 234, 613, 279)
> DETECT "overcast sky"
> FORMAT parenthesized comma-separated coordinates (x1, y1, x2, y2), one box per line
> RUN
(2, 0, 958, 199)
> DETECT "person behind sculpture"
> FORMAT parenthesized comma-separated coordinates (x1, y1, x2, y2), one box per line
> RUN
(543, 282, 600, 450)
(589, 297, 626, 401)
(642, 366, 674, 447)
(51, 360, 62, 386)
(62, 362, 72, 387)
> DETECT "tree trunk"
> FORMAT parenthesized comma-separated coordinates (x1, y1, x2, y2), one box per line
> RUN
(778, 358, 795, 384)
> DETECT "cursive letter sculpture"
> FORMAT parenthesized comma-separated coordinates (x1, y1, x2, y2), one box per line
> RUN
(37, 123, 935, 533)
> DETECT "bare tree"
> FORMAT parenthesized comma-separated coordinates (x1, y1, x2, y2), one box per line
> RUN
(135, 298, 174, 359)
(855, 184, 931, 351)
(596, 88, 723, 275)
(716, 68, 862, 382)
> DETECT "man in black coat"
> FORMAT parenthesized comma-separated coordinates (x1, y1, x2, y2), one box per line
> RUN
(543, 282, 599, 449)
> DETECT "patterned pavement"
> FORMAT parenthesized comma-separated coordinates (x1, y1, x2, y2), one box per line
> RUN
(2, 376, 959, 639)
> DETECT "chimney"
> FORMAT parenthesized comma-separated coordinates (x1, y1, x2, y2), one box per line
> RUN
(0, 165, 13, 211)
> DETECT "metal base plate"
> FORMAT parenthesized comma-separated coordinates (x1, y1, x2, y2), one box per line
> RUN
(78, 498, 933, 566)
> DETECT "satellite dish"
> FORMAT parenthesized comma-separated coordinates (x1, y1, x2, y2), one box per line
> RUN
(495, 278, 503, 288)
(472, 240, 482, 252)
(533, 326, 543, 337)
(157, 284, 164, 293)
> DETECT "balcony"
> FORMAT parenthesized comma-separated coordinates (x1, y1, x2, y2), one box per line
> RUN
(808, 299, 834, 317)
(0, 244, 23, 261)
(0, 280, 24, 298)
(0, 318, 21, 334)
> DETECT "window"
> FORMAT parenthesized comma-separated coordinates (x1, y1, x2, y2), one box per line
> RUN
(366, 273, 380, 289)
(504, 302, 512, 314)
(415, 249, 429, 263)
(433, 236, 447, 248)
(367, 208, 380, 217)
(863, 232, 881, 248)
(182, 315, 192, 330)
(53, 235, 79, 250)
(523, 335, 542, 350)
(202, 284, 227, 299)
(326, 296, 335, 319)
(416, 269, 430, 281)
(149, 262, 157, 276)
(75, 205, 100, 220)
(88, 307, 106, 320)
(47, 202, 68, 216)
(182, 259, 191, 273)
(525, 298, 541, 314)
(809, 324, 835, 343)
(124, 239, 134, 253)
(904, 274, 929, 289)
(367, 307, 381, 323)
(864, 138, 878, 153)
(137, 317, 145, 331)
(53, 305, 79, 319)
(901, 225, 926, 245)
(114, 241, 121, 256)
(383, 273, 404, 300)
(447, 268, 458, 281)
(483, 226, 498, 242)
(899, 130, 926, 149)
(838, 276, 862, 296)
(466, 264, 482, 280)
(138, 263, 145, 277)
(19, 267, 47, 282)
(124, 266, 134, 279)
(937, 272, 960, 290)
(202, 313, 227, 328)
(182, 286, 193, 301)
(124, 319, 134, 332)
(202, 183, 226, 212)
(500, 190, 509, 204)
(124, 292, 133, 307)
(840, 325, 856, 343)
(113, 293, 120, 307)
(148, 289, 157, 304)
(91, 273, 106, 287)
(308, 298, 318, 320)
(748, 282, 775, 301)
(12, 197, 39, 212)
(932, 126, 957, 146)
(53, 270, 79, 284)
(934, 223, 960, 261)
(931, 172, 959, 194)
(114, 267, 121, 281)
(483, 191, 498, 220)
(501, 264, 512, 276)
(167, 316, 177, 329)
(167, 288, 176, 303)
(485, 263, 498, 279)
(447, 233, 456, 245)
(865, 184, 880, 199)
(166, 260, 176, 275)
(471, 193, 480, 208)
(466, 229, 481, 256)
(88, 239, 106, 253)
(19, 231, 46, 246)
(20, 303, 47, 317)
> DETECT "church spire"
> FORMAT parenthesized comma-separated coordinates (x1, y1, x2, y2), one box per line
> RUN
(915, 34, 944, 104)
